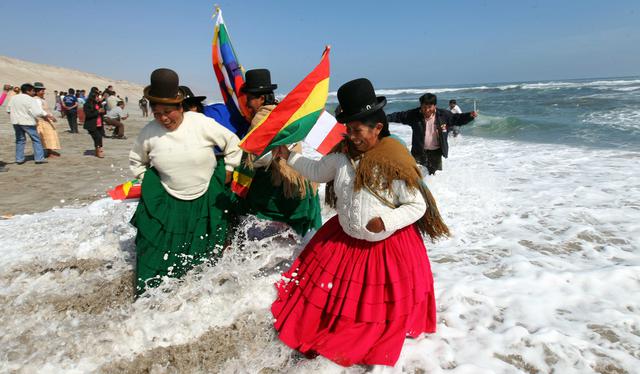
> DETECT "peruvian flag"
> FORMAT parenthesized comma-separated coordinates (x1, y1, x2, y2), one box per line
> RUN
(304, 111, 346, 155)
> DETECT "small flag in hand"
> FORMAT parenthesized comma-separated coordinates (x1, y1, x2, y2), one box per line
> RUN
(304, 111, 346, 155)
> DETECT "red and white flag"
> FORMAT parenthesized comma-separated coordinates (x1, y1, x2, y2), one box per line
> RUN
(304, 111, 346, 155)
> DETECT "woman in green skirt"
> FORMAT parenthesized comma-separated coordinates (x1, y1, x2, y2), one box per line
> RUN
(235, 68, 322, 237)
(129, 68, 243, 295)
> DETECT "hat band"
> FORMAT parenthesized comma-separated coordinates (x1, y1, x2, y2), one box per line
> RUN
(346, 101, 378, 114)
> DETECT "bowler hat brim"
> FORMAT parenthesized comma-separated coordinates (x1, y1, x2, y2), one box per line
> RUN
(241, 84, 278, 94)
(143, 85, 185, 104)
(336, 96, 387, 123)
(184, 95, 207, 104)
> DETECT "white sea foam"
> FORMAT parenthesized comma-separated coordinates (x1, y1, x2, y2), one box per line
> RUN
(582, 107, 640, 134)
(1, 130, 639, 372)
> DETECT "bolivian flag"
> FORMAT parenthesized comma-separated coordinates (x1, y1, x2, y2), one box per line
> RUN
(239, 47, 331, 157)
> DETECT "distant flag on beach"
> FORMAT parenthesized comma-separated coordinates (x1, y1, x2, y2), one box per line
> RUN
(212, 8, 250, 122)
(239, 47, 331, 157)
(108, 179, 141, 201)
(303, 111, 346, 155)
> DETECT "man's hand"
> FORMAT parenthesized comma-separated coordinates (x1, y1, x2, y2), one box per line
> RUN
(470, 111, 478, 118)
(366, 217, 385, 233)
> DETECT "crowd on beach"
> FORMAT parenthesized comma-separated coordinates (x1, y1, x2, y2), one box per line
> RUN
(0, 82, 149, 172)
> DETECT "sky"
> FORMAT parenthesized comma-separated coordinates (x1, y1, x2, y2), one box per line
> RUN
(1, 0, 639, 100)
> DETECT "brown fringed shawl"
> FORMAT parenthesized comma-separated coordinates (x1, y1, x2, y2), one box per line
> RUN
(244, 105, 316, 199)
(325, 136, 450, 241)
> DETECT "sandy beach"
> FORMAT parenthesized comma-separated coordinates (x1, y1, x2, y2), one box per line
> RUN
(0, 108, 149, 216)
(0, 55, 147, 217)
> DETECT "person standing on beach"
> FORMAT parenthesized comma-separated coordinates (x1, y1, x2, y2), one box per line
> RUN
(62, 88, 79, 133)
(83, 88, 107, 158)
(33, 82, 61, 158)
(4, 86, 22, 112)
(0, 84, 13, 172)
(448, 99, 463, 137)
(271, 78, 448, 367)
(0, 84, 12, 106)
(76, 90, 86, 125)
(234, 68, 322, 237)
(387, 93, 477, 175)
(105, 89, 119, 112)
(139, 97, 149, 117)
(448, 99, 462, 114)
(129, 68, 242, 296)
(7, 83, 55, 165)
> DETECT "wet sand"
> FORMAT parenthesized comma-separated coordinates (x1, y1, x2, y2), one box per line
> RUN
(0, 107, 151, 216)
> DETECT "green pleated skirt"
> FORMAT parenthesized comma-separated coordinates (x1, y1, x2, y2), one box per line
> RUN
(131, 160, 232, 295)
(234, 167, 322, 237)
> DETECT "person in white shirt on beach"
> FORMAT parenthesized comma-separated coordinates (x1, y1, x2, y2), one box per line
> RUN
(7, 83, 55, 165)
(128, 68, 242, 296)
(105, 100, 129, 139)
(448, 99, 462, 137)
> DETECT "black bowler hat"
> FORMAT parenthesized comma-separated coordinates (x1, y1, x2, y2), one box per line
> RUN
(33, 82, 46, 90)
(241, 69, 278, 94)
(179, 86, 206, 104)
(143, 68, 184, 104)
(336, 78, 386, 123)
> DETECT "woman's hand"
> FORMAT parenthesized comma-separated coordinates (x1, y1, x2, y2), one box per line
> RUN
(225, 171, 232, 185)
(272, 145, 291, 160)
(366, 217, 385, 233)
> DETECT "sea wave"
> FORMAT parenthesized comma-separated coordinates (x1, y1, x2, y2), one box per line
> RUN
(325, 78, 640, 98)
(582, 107, 640, 134)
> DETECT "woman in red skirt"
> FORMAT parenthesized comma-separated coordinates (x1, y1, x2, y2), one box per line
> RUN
(271, 78, 449, 367)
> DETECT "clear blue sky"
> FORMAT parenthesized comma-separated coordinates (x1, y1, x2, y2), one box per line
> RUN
(2, 0, 639, 100)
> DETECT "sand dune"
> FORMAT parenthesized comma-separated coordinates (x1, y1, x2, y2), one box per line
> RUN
(1, 55, 145, 103)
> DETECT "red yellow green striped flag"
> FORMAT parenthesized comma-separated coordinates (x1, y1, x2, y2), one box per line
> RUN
(108, 179, 141, 201)
(239, 47, 330, 157)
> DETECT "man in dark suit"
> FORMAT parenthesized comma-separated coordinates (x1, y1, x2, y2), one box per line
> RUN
(387, 93, 477, 175)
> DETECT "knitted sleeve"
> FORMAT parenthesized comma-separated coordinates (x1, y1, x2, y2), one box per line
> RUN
(129, 126, 151, 179)
(287, 152, 341, 183)
(378, 180, 427, 232)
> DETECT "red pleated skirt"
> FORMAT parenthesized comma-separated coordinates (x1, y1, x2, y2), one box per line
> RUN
(271, 215, 436, 367)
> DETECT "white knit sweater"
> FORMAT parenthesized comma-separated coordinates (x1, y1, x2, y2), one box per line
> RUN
(288, 152, 426, 242)
(129, 111, 242, 200)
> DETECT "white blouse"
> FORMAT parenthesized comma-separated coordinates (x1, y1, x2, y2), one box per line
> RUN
(129, 111, 242, 200)
(288, 152, 426, 242)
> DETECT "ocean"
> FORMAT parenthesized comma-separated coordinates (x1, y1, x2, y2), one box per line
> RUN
(1, 77, 639, 373)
